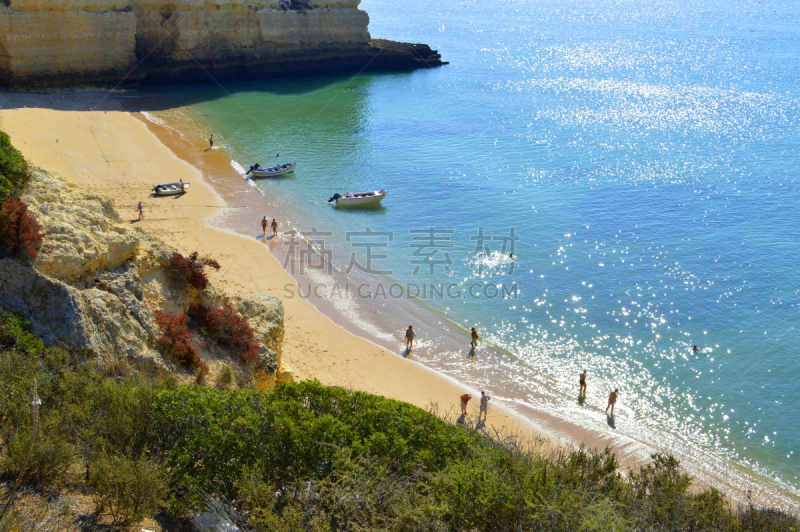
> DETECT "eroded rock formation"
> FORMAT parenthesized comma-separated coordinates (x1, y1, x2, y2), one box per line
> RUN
(0, 0, 445, 89)
(0, 168, 289, 385)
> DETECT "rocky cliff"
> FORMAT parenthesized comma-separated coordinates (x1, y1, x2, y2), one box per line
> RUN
(0, 167, 290, 386)
(0, 0, 445, 89)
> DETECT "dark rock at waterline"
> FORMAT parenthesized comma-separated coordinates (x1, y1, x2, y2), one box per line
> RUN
(140, 40, 447, 85)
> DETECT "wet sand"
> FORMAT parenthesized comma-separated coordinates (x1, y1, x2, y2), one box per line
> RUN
(0, 90, 797, 509)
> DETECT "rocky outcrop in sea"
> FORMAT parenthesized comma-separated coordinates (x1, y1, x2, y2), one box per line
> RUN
(0, 0, 446, 89)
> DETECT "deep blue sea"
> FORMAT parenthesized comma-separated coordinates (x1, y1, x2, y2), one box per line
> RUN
(145, 0, 800, 495)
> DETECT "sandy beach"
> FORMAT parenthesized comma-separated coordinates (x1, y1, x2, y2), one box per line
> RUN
(1, 90, 797, 509)
(0, 91, 550, 441)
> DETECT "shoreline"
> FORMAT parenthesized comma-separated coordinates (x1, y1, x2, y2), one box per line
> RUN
(0, 89, 560, 445)
(1, 90, 797, 509)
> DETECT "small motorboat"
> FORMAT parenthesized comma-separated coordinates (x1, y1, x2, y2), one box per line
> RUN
(246, 160, 297, 177)
(153, 182, 190, 195)
(328, 190, 388, 206)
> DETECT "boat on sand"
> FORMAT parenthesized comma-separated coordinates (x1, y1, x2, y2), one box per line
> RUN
(328, 190, 388, 206)
(152, 182, 189, 195)
(246, 160, 297, 177)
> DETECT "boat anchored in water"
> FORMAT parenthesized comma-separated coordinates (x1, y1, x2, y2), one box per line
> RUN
(152, 181, 189, 195)
(246, 160, 297, 177)
(328, 190, 388, 206)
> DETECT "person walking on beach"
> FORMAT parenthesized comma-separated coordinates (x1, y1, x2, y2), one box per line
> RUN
(405, 325, 415, 349)
(470, 327, 479, 348)
(271, 218, 278, 237)
(261, 216, 268, 236)
(209, 134, 214, 149)
(579, 370, 587, 394)
(479, 390, 490, 421)
(137, 201, 143, 220)
(605, 389, 618, 416)
(460, 393, 472, 416)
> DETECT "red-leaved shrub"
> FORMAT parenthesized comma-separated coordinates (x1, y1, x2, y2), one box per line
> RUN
(0, 196, 46, 262)
(169, 251, 220, 290)
(203, 304, 260, 363)
(153, 310, 207, 372)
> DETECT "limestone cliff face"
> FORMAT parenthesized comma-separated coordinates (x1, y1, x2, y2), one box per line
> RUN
(0, 168, 288, 384)
(0, 3, 141, 88)
(0, 1, 444, 89)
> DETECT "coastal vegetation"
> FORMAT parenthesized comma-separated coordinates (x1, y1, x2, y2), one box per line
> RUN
(160, 251, 263, 370)
(0, 310, 797, 531)
(153, 311, 207, 372)
(169, 251, 220, 291)
(0, 132, 29, 202)
(0, 131, 43, 263)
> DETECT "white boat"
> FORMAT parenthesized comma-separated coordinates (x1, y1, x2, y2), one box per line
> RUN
(152, 182, 190, 195)
(246, 160, 297, 177)
(328, 190, 388, 206)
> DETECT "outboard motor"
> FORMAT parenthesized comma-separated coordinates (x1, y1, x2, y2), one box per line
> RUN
(328, 193, 342, 203)
(245, 163, 262, 176)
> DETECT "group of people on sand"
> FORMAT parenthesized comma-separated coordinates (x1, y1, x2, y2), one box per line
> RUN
(579, 370, 619, 416)
(460, 391, 491, 420)
(261, 216, 278, 237)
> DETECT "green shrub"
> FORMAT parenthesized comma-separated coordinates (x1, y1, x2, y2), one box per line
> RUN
(152, 381, 482, 513)
(1, 421, 74, 487)
(88, 452, 168, 524)
(0, 130, 30, 203)
(88, 377, 157, 459)
(217, 363, 234, 388)
(0, 309, 44, 355)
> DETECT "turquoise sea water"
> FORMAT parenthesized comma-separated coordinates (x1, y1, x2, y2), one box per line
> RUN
(146, 0, 800, 494)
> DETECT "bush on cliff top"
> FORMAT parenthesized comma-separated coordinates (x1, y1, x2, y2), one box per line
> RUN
(0, 195, 46, 262)
(169, 251, 220, 290)
(153, 310, 207, 372)
(203, 304, 260, 363)
(0, 131, 30, 202)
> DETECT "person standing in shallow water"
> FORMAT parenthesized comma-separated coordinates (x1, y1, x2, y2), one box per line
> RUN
(261, 216, 267, 236)
(470, 327, 478, 348)
(209, 134, 214, 149)
(605, 389, 618, 416)
(271, 218, 278, 236)
(405, 326, 415, 349)
(579, 370, 587, 394)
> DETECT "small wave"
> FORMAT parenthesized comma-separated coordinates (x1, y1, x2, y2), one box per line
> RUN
(468, 250, 515, 277)
(140, 111, 167, 128)
(230, 160, 255, 187)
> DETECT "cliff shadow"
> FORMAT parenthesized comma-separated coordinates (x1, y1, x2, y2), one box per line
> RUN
(120, 71, 416, 112)
(0, 70, 415, 113)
